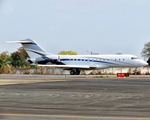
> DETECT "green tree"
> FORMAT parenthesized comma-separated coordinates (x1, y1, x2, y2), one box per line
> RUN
(58, 50, 78, 55)
(0, 57, 4, 69)
(10, 47, 30, 67)
(141, 42, 150, 59)
(17, 47, 29, 59)
(0, 51, 11, 65)
(0, 51, 9, 60)
(141, 42, 150, 65)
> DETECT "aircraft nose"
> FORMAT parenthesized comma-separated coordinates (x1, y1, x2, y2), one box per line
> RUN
(139, 60, 148, 67)
(141, 61, 148, 66)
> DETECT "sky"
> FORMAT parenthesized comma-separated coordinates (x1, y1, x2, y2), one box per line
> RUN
(0, 0, 150, 59)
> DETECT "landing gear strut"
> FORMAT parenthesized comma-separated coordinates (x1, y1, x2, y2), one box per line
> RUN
(70, 69, 81, 75)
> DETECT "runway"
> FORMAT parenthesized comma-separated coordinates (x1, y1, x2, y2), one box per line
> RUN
(0, 75, 150, 120)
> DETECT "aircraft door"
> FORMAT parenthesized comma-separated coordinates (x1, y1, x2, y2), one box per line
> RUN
(58, 56, 60, 62)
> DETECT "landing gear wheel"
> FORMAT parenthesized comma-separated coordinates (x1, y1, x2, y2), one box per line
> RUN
(70, 69, 81, 75)
(70, 70, 75, 75)
(76, 70, 80, 75)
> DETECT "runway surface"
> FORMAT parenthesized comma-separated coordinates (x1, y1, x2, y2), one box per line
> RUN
(0, 75, 150, 120)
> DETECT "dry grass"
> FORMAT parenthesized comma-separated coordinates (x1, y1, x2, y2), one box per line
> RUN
(88, 70, 113, 75)
(0, 64, 16, 74)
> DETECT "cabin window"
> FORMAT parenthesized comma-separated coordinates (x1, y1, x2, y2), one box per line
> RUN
(119, 59, 120, 61)
(123, 59, 125, 61)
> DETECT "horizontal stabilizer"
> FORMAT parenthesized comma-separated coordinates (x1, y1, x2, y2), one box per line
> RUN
(5, 41, 33, 43)
(38, 65, 94, 69)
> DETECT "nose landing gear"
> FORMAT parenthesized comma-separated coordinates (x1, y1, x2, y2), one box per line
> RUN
(70, 69, 81, 75)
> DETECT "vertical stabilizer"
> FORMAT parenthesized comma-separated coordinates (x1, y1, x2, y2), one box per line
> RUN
(5, 38, 50, 59)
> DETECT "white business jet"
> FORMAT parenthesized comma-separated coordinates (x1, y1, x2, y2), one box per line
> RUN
(6, 39, 148, 75)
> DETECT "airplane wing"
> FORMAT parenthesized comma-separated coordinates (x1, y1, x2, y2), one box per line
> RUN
(38, 65, 96, 69)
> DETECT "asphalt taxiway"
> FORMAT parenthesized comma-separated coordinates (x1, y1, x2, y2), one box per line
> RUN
(0, 74, 150, 120)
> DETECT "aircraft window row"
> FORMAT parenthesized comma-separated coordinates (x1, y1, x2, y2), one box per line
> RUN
(113, 59, 126, 61)
(63, 58, 126, 61)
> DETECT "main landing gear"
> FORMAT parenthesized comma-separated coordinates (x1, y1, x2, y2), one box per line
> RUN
(70, 69, 81, 75)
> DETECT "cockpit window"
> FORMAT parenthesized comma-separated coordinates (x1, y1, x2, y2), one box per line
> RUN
(131, 57, 139, 59)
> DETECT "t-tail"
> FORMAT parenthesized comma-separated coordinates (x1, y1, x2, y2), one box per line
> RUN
(5, 38, 51, 59)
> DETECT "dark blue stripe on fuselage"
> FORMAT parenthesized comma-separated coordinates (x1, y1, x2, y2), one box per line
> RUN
(22, 43, 37, 45)
(60, 59, 70, 61)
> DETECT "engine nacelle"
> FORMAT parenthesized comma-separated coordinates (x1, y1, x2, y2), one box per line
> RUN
(35, 57, 50, 64)
(28, 56, 65, 65)
(28, 57, 50, 64)
(27, 59, 36, 64)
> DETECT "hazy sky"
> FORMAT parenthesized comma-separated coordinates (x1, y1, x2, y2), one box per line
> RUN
(0, 0, 150, 58)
